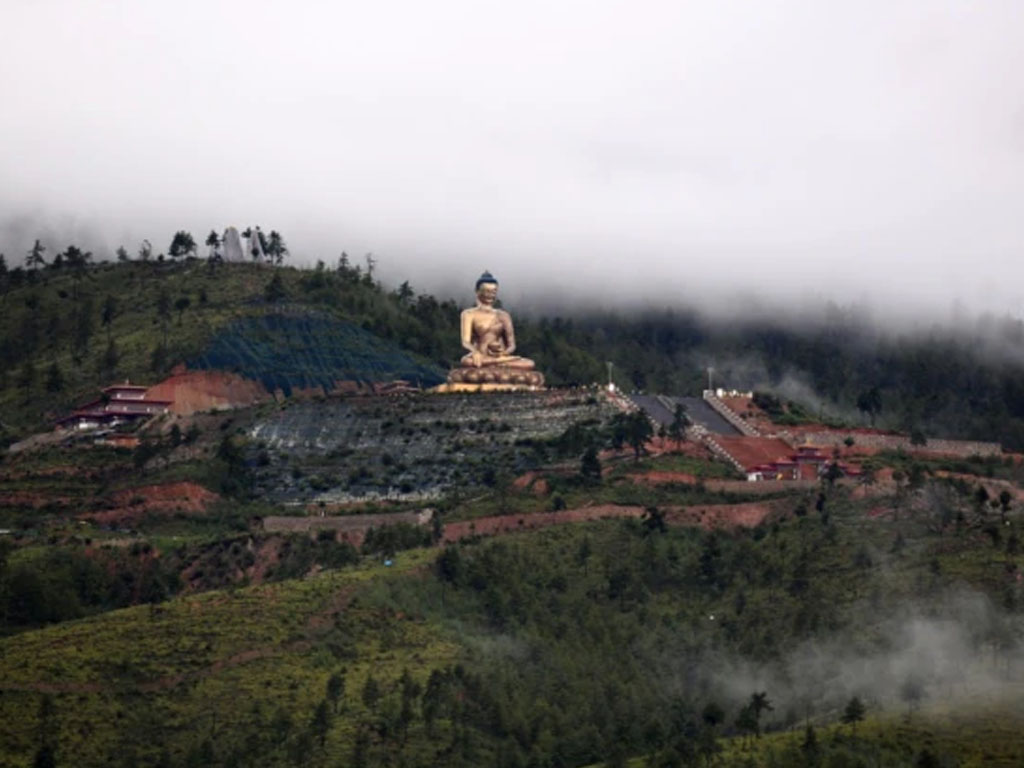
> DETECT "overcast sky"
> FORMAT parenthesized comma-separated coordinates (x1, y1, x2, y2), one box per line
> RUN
(2, 1, 1023, 319)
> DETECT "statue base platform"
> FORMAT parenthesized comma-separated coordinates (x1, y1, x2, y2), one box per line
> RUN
(433, 382, 544, 393)
(435, 366, 545, 393)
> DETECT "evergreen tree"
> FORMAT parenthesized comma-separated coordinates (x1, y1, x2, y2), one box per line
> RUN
(101, 295, 118, 339)
(326, 670, 346, 713)
(150, 343, 168, 373)
(310, 699, 331, 747)
(73, 295, 95, 358)
(25, 239, 46, 271)
(625, 411, 654, 462)
(396, 280, 414, 304)
(61, 244, 91, 273)
(45, 362, 63, 393)
(667, 403, 689, 448)
(801, 724, 820, 766)
(100, 338, 117, 377)
(361, 675, 381, 710)
(266, 230, 288, 265)
(174, 296, 191, 323)
(205, 230, 221, 258)
(842, 696, 866, 734)
(580, 446, 602, 481)
(168, 231, 196, 261)
(264, 272, 286, 303)
(856, 387, 882, 425)
(32, 745, 55, 768)
(156, 289, 171, 345)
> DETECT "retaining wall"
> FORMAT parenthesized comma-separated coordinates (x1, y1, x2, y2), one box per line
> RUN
(793, 431, 1001, 457)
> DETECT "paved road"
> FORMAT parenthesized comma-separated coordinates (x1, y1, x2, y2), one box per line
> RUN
(628, 394, 740, 436)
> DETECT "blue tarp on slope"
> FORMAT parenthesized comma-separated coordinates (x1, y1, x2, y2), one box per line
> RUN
(190, 313, 446, 396)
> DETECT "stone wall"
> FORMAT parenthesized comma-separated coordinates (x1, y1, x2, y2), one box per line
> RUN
(792, 431, 1001, 457)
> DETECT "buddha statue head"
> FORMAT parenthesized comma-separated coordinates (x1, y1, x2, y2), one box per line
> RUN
(475, 270, 498, 306)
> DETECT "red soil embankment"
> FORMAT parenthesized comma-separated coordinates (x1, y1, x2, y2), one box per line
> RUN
(82, 482, 220, 525)
(442, 505, 646, 542)
(146, 370, 269, 414)
(665, 500, 786, 529)
(0, 491, 75, 508)
(442, 499, 787, 543)
(714, 436, 794, 469)
(630, 471, 699, 485)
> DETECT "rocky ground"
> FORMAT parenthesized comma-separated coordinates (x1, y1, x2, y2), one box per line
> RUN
(246, 389, 618, 504)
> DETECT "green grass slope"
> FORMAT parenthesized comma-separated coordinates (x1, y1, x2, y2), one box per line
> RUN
(3, 481, 1024, 767)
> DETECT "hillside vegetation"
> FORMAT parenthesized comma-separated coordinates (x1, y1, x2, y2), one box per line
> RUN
(5, 247, 1024, 447)
(5, 239, 1024, 767)
(3, 482, 1024, 767)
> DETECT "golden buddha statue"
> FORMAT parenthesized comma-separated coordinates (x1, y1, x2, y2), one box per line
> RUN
(445, 272, 544, 389)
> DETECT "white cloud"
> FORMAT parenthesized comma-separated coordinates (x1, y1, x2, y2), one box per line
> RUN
(2, 1, 1023, 315)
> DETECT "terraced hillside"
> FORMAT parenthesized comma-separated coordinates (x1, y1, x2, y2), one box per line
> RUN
(248, 390, 618, 503)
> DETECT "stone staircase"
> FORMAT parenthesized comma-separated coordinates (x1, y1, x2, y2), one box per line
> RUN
(702, 390, 760, 437)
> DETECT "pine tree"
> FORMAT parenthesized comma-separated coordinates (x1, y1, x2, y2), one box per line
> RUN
(361, 675, 381, 710)
(101, 338, 118, 377)
(842, 696, 866, 734)
(156, 289, 171, 345)
(101, 295, 118, 339)
(326, 670, 346, 713)
(25, 239, 47, 271)
(174, 296, 191, 323)
(311, 700, 331, 747)
(668, 403, 689, 448)
(205, 230, 221, 258)
(266, 230, 288, 265)
(168, 231, 196, 261)
(580, 446, 602, 481)
(264, 272, 286, 303)
(45, 362, 64, 393)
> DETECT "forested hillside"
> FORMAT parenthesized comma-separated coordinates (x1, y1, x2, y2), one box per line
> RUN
(4, 243, 1024, 449)
(3, 484, 1024, 767)
(5, 237, 1024, 767)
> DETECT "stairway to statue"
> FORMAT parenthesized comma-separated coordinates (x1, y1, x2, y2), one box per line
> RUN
(627, 394, 741, 436)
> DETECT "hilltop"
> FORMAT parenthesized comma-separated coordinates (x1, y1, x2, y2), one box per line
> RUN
(6, 249, 1024, 449)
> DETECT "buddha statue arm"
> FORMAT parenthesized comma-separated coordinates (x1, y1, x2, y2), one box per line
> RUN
(499, 310, 517, 356)
(460, 310, 484, 367)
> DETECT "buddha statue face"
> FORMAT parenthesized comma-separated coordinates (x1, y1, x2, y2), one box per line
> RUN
(476, 281, 498, 307)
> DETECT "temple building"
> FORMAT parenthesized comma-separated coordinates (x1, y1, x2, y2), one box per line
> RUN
(55, 382, 172, 431)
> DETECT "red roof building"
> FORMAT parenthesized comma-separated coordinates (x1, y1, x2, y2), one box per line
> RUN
(56, 381, 171, 432)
